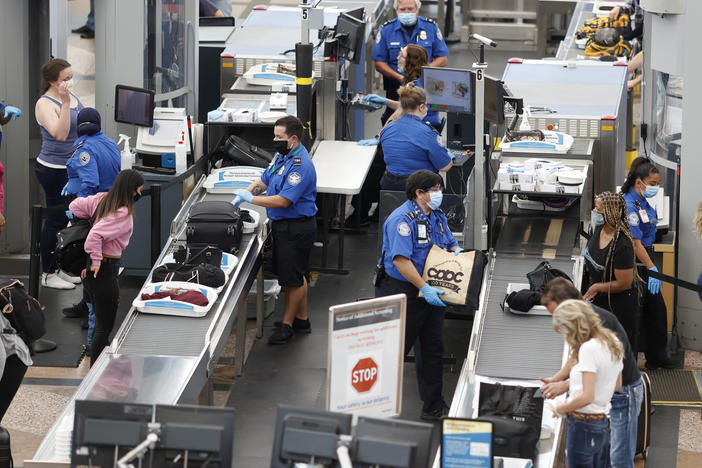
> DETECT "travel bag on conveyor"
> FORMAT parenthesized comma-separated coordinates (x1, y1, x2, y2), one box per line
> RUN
(636, 371, 652, 459)
(186, 201, 244, 255)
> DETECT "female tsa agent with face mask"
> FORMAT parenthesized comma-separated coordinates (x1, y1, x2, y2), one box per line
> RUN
(378, 84, 453, 191)
(34, 58, 85, 290)
(621, 157, 677, 370)
(375, 170, 461, 420)
(583, 192, 639, 350)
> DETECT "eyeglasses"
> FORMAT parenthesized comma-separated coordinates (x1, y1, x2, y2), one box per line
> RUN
(424, 185, 443, 193)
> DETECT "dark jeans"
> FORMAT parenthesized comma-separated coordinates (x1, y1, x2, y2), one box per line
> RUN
(0, 354, 28, 422)
(376, 275, 445, 412)
(566, 416, 611, 468)
(35, 162, 70, 273)
(638, 266, 669, 363)
(84, 258, 121, 365)
(593, 288, 639, 353)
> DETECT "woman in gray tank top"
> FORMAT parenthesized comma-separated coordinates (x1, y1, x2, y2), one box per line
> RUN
(34, 58, 85, 290)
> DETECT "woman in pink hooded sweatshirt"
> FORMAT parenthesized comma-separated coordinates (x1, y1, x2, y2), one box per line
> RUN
(69, 169, 144, 365)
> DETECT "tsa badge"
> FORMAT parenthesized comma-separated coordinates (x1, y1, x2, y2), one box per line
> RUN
(420, 30, 427, 40)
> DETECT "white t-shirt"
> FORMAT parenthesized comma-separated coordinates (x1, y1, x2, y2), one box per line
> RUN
(568, 337, 623, 415)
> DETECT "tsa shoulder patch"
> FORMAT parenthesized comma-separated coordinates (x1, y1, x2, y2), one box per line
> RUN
(376, 31, 382, 44)
(397, 222, 411, 237)
(287, 172, 302, 186)
(628, 212, 640, 226)
(79, 151, 91, 166)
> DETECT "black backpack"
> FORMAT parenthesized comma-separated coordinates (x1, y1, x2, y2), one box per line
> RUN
(54, 211, 97, 277)
(151, 263, 226, 288)
(0, 279, 46, 344)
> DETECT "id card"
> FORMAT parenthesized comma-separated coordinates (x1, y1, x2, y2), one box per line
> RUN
(417, 221, 428, 244)
(638, 208, 649, 224)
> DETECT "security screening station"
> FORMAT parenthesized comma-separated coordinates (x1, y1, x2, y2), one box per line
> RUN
(1, 0, 702, 467)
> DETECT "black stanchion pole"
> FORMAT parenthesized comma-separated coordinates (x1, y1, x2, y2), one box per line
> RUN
(29, 205, 43, 299)
(150, 184, 162, 266)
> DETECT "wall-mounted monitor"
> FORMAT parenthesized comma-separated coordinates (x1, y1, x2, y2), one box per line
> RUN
(115, 84, 155, 127)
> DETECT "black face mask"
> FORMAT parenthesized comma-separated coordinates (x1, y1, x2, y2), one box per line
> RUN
(272, 139, 290, 155)
(134, 192, 142, 202)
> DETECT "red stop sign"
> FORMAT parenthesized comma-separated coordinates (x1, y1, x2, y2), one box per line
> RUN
(351, 358, 378, 393)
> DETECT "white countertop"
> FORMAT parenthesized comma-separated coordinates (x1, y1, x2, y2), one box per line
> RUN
(311, 140, 377, 195)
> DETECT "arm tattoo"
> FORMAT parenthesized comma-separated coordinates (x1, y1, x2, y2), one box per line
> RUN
(251, 182, 265, 196)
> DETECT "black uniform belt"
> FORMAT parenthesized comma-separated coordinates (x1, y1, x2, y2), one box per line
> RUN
(272, 216, 315, 224)
(384, 171, 409, 181)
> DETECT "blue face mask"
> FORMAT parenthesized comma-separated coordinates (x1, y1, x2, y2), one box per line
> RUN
(427, 191, 443, 210)
(398, 13, 417, 26)
(643, 184, 659, 198)
(591, 210, 605, 226)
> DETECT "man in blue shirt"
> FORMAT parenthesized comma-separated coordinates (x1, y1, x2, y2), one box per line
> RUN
(371, 0, 449, 123)
(375, 170, 460, 420)
(233, 116, 318, 344)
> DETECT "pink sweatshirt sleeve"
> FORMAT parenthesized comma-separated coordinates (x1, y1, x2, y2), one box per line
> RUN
(68, 194, 99, 219)
(84, 207, 130, 266)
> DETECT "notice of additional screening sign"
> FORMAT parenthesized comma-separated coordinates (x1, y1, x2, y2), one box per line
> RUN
(441, 419, 493, 468)
(327, 294, 406, 418)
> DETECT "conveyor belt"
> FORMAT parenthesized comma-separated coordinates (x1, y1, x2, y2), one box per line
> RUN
(475, 256, 574, 380)
(495, 215, 580, 257)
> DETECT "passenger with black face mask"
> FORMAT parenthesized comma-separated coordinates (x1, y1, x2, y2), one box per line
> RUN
(232, 116, 318, 344)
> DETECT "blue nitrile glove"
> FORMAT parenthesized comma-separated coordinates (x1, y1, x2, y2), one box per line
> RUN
(65, 210, 74, 220)
(648, 266, 661, 295)
(231, 196, 242, 206)
(420, 284, 446, 307)
(233, 189, 253, 204)
(453, 247, 464, 256)
(364, 94, 388, 105)
(207, 109, 225, 121)
(358, 138, 379, 146)
(3, 106, 22, 121)
(61, 183, 70, 197)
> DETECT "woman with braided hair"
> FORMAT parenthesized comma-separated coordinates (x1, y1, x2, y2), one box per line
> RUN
(583, 192, 641, 350)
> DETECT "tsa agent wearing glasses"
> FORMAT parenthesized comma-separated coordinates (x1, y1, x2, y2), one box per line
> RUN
(375, 170, 462, 421)
(232, 116, 317, 345)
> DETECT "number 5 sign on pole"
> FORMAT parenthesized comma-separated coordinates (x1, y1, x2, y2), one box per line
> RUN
(327, 294, 406, 418)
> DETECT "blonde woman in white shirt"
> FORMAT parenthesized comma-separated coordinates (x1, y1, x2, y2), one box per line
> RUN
(552, 299, 624, 468)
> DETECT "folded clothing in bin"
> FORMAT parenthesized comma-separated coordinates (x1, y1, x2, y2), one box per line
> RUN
(141, 289, 209, 306)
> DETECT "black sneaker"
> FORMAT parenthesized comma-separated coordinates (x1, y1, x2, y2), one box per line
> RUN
(63, 301, 89, 318)
(420, 402, 449, 421)
(645, 357, 680, 371)
(269, 324, 295, 344)
(71, 24, 92, 34)
(273, 318, 311, 334)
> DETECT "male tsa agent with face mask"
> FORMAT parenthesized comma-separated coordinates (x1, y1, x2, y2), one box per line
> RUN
(375, 170, 461, 421)
(371, 0, 449, 123)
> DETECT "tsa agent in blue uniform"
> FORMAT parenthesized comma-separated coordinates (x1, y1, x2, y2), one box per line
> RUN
(233, 116, 317, 345)
(379, 85, 452, 190)
(371, 0, 448, 124)
(621, 157, 676, 370)
(375, 170, 460, 420)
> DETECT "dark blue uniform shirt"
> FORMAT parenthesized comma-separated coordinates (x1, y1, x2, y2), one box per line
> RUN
(381, 199, 458, 282)
(260, 143, 318, 221)
(66, 132, 121, 197)
(380, 114, 452, 176)
(623, 189, 657, 248)
(371, 17, 449, 72)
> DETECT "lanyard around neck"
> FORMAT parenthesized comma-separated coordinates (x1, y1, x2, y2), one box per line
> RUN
(269, 145, 302, 175)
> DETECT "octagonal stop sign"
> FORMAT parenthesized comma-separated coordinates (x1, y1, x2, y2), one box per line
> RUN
(351, 357, 378, 393)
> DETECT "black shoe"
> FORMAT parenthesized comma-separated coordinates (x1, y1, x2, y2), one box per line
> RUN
(269, 324, 295, 344)
(344, 217, 370, 228)
(273, 318, 312, 334)
(71, 24, 91, 34)
(63, 302, 89, 318)
(81, 318, 89, 330)
(420, 402, 449, 421)
(80, 30, 95, 39)
(369, 211, 379, 223)
(645, 357, 680, 371)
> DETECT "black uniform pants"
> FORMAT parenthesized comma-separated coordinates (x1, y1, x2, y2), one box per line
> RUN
(381, 79, 400, 125)
(593, 288, 639, 353)
(638, 266, 669, 363)
(376, 275, 445, 412)
(380, 171, 409, 192)
(84, 258, 121, 365)
(351, 143, 386, 222)
(0, 354, 27, 422)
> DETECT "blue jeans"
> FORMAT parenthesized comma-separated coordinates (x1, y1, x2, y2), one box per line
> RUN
(86, 0, 95, 31)
(35, 162, 70, 274)
(566, 416, 611, 468)
(87, 302, 95, 348)
(610, 379, 644, 468)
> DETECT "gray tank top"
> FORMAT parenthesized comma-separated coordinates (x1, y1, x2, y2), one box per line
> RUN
(37, 93, 84, 167)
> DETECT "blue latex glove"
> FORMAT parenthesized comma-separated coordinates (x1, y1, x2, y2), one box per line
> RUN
(65, 210, 74, 220)
(453, 247, 464, 256)
(648, 266, 661, 295)
(60, 183, 71, 197)
(364, 94, 388, 105)
(233, 189, 253, 204)
(3, 106, 22, 121)
(231, 196, 242, 206)
(358, 138, 379, 146)
(420, 284, 446, 307)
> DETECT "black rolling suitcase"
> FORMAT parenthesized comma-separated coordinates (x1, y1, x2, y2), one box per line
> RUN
(186, 201, 243, 254)
(636, 371, 652, 459)
(0, 425, 12, 468)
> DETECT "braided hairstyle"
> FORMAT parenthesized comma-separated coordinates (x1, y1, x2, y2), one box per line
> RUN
(596, 191, 643, 301)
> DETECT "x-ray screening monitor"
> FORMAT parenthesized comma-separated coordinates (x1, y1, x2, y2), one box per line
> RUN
(422, 67, 473, 114)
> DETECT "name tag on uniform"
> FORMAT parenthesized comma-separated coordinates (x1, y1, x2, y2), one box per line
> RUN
(638, 208, 649, 224)
(390, 42, 401, 46)
(417, 221, 428, 244)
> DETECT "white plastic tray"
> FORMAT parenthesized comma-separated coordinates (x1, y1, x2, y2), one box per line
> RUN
(204, 166, 265, 193)
(504, 282, 551, 316)
(133, 281, 218, 317)
(499, 131, 574, 154)
(242, 208, 260, 234)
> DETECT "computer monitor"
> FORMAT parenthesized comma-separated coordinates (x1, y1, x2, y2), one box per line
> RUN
(335, 8, 366, 64)
(422, 67, 473, 114)
(353, 416, 436, 468)
(483, 74, 507, 124)
(115, 84, 155, 127)
(270, 405, 353, 468)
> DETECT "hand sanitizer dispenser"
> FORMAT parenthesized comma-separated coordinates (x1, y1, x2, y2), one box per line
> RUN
(118, 134, 134, 170)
